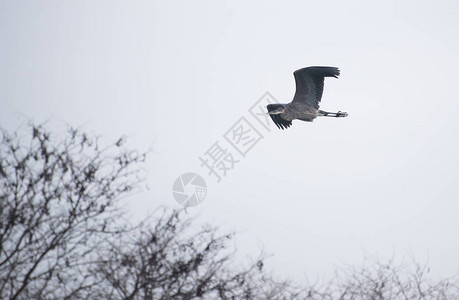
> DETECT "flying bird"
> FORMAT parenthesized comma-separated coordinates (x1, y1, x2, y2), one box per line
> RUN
(267, 66, 348, 130)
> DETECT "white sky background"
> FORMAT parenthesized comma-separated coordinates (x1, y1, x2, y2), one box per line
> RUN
(2, 0, 459, 283)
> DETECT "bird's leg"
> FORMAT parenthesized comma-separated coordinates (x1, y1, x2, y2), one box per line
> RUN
(318, 110, 348, 117)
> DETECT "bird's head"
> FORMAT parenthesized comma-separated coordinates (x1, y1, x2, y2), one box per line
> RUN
(267, 103, 286, 115)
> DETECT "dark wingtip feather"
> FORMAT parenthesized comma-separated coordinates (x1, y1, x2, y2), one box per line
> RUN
(272, 114, 292, 130)
(296, 66, 340, 78)
(266, 105, 292, 130)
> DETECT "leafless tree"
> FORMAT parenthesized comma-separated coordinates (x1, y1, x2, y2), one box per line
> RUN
(90, 208, 310, 300)
(318, 258, 459, 300)
(0, 124, 307, 300)
(0, 124, 145, 299)
(1, 124, 458, 300)
(90, 209, 459, 300)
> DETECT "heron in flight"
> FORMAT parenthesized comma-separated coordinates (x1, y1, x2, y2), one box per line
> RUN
(267, 66, 348, 130)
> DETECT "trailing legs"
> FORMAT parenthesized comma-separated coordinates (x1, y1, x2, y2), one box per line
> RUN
(318, 110, 348, 117)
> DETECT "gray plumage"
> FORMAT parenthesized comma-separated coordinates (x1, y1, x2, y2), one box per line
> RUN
(267, 66, 348, 130)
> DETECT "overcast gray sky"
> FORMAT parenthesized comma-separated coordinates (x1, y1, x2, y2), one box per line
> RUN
(2, 0, 459, 283)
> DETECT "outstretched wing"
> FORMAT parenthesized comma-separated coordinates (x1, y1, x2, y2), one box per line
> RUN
(292, 66, 340, 109)
(267, 104, 292, 130)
